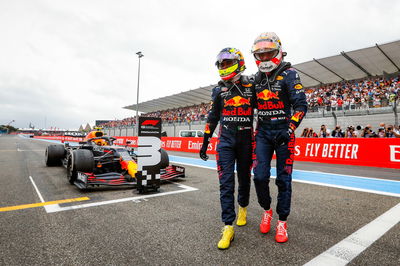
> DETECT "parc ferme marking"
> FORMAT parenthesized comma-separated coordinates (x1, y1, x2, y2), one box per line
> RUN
(0, 176, 91, 213)
(0, 197, 90, 212)
(43, 182, 198, 213)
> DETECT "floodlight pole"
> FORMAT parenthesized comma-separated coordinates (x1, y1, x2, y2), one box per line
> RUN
(136, 51, 143, 136)
(6, 120, 15, 134)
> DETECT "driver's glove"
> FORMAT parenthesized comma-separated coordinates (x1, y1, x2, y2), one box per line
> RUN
(199, 141, 209, 161)
(275, 128, 294, 146)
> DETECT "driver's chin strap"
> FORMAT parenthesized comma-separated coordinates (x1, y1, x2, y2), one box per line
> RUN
(268, 62, 291, 83)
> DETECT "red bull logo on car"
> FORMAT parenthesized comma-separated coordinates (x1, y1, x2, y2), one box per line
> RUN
(257, 89, 279, 101)
(224, 96, 251, 107)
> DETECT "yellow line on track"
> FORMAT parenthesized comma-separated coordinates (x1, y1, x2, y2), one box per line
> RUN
(0, 197, 90, 212)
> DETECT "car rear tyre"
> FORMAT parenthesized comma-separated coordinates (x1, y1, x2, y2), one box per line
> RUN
(45, 145, 65, 166)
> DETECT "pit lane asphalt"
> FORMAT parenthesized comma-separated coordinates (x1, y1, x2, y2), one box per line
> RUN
(0, 135, 399, 265)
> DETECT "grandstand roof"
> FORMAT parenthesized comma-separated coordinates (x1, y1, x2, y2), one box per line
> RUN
(125, 84, 215, 113)
(124, 40, 400, 113)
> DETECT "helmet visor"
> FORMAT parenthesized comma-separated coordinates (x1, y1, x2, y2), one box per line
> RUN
(215, 52, 239, 65)
(217, 59, 237, 70)
(254, 50, 279, 61)
(251, 40, 279, 53)
(218, 63, 238, 77)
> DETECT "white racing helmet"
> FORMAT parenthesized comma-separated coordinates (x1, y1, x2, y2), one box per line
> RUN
(251, 32, 284, 73)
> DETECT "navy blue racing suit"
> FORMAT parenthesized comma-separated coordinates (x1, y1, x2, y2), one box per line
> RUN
(201, 76, 256, 225)
(253, 62, 307, 221)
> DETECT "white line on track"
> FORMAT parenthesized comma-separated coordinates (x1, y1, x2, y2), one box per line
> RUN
(172, 158, 400, 183)
(170, 160, 217, 171)
(29, 176, 66, 212)
(29, 176, 45, 203)
(304, 202, 400, 266)
(172, 157, 400, 264)
(170, 160, 400, 197)
(17, 149, 44, 152)
(292, 168, 400, 183)
(45, 182, 198, 213)
(288, 179, 400, 198)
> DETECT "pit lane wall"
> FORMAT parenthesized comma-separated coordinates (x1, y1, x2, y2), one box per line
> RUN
(34, 136, 400, 169)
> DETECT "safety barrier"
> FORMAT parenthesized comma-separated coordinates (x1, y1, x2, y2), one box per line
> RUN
(34, 136, 84, 142)
(159, 137, 400, 169)
(34, 136, 400, 169)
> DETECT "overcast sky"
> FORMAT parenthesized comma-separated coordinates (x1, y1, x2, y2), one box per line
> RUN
(1, 0, 399, 129)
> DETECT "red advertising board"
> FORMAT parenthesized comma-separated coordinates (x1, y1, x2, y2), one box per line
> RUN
(158, 137, 400, 169)
(34, 136, 400, 169)
(157, 137, 400, 169)
(293, 138, 400, 169)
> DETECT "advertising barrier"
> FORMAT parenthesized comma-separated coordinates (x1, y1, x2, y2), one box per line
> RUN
(33, 136, 84, 142)
(293, 138, 400, 169)
(156, 137, 400, 169)
(34, 136, 400, 169)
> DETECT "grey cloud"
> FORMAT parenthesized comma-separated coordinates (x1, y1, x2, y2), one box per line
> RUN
(1, 0, 399, 129)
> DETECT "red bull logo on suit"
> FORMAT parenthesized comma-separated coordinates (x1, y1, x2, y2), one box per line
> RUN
(224, 96, 251, 107)
(257, 89, 279, 101)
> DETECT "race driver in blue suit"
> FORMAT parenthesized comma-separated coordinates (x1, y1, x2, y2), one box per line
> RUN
(251, 32, 307, 243)
(199, 47, 256, 249)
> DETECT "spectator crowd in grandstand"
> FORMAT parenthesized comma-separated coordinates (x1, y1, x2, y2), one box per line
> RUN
(306, 76, 400, 112)
(146, 102, 209, 123)
(300, 123, 400, 138)
(99, 117, 137, 128)
(98, 75, 400, 128)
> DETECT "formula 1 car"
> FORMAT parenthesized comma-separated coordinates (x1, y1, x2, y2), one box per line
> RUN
(45, 130, 185, 191)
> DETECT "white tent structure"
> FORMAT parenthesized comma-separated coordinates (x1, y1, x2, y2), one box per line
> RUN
(124, 40, 400, 113)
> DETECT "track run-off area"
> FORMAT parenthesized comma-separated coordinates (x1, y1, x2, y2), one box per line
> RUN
(1, 135, 399, 265)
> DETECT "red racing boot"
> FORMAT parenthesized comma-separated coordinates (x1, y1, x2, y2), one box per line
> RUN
(275, 220, 288, 243)
(260, 209, 273, 234)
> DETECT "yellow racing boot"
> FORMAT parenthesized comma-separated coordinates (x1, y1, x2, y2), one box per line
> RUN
(236, 206, 247, 226)
(218, 225, 234, 250)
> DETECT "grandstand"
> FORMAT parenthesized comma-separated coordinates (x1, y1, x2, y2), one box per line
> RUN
(102, 40, 400, 137)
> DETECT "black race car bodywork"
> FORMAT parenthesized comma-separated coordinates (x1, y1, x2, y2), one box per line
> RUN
(45, 136, 185, 191)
